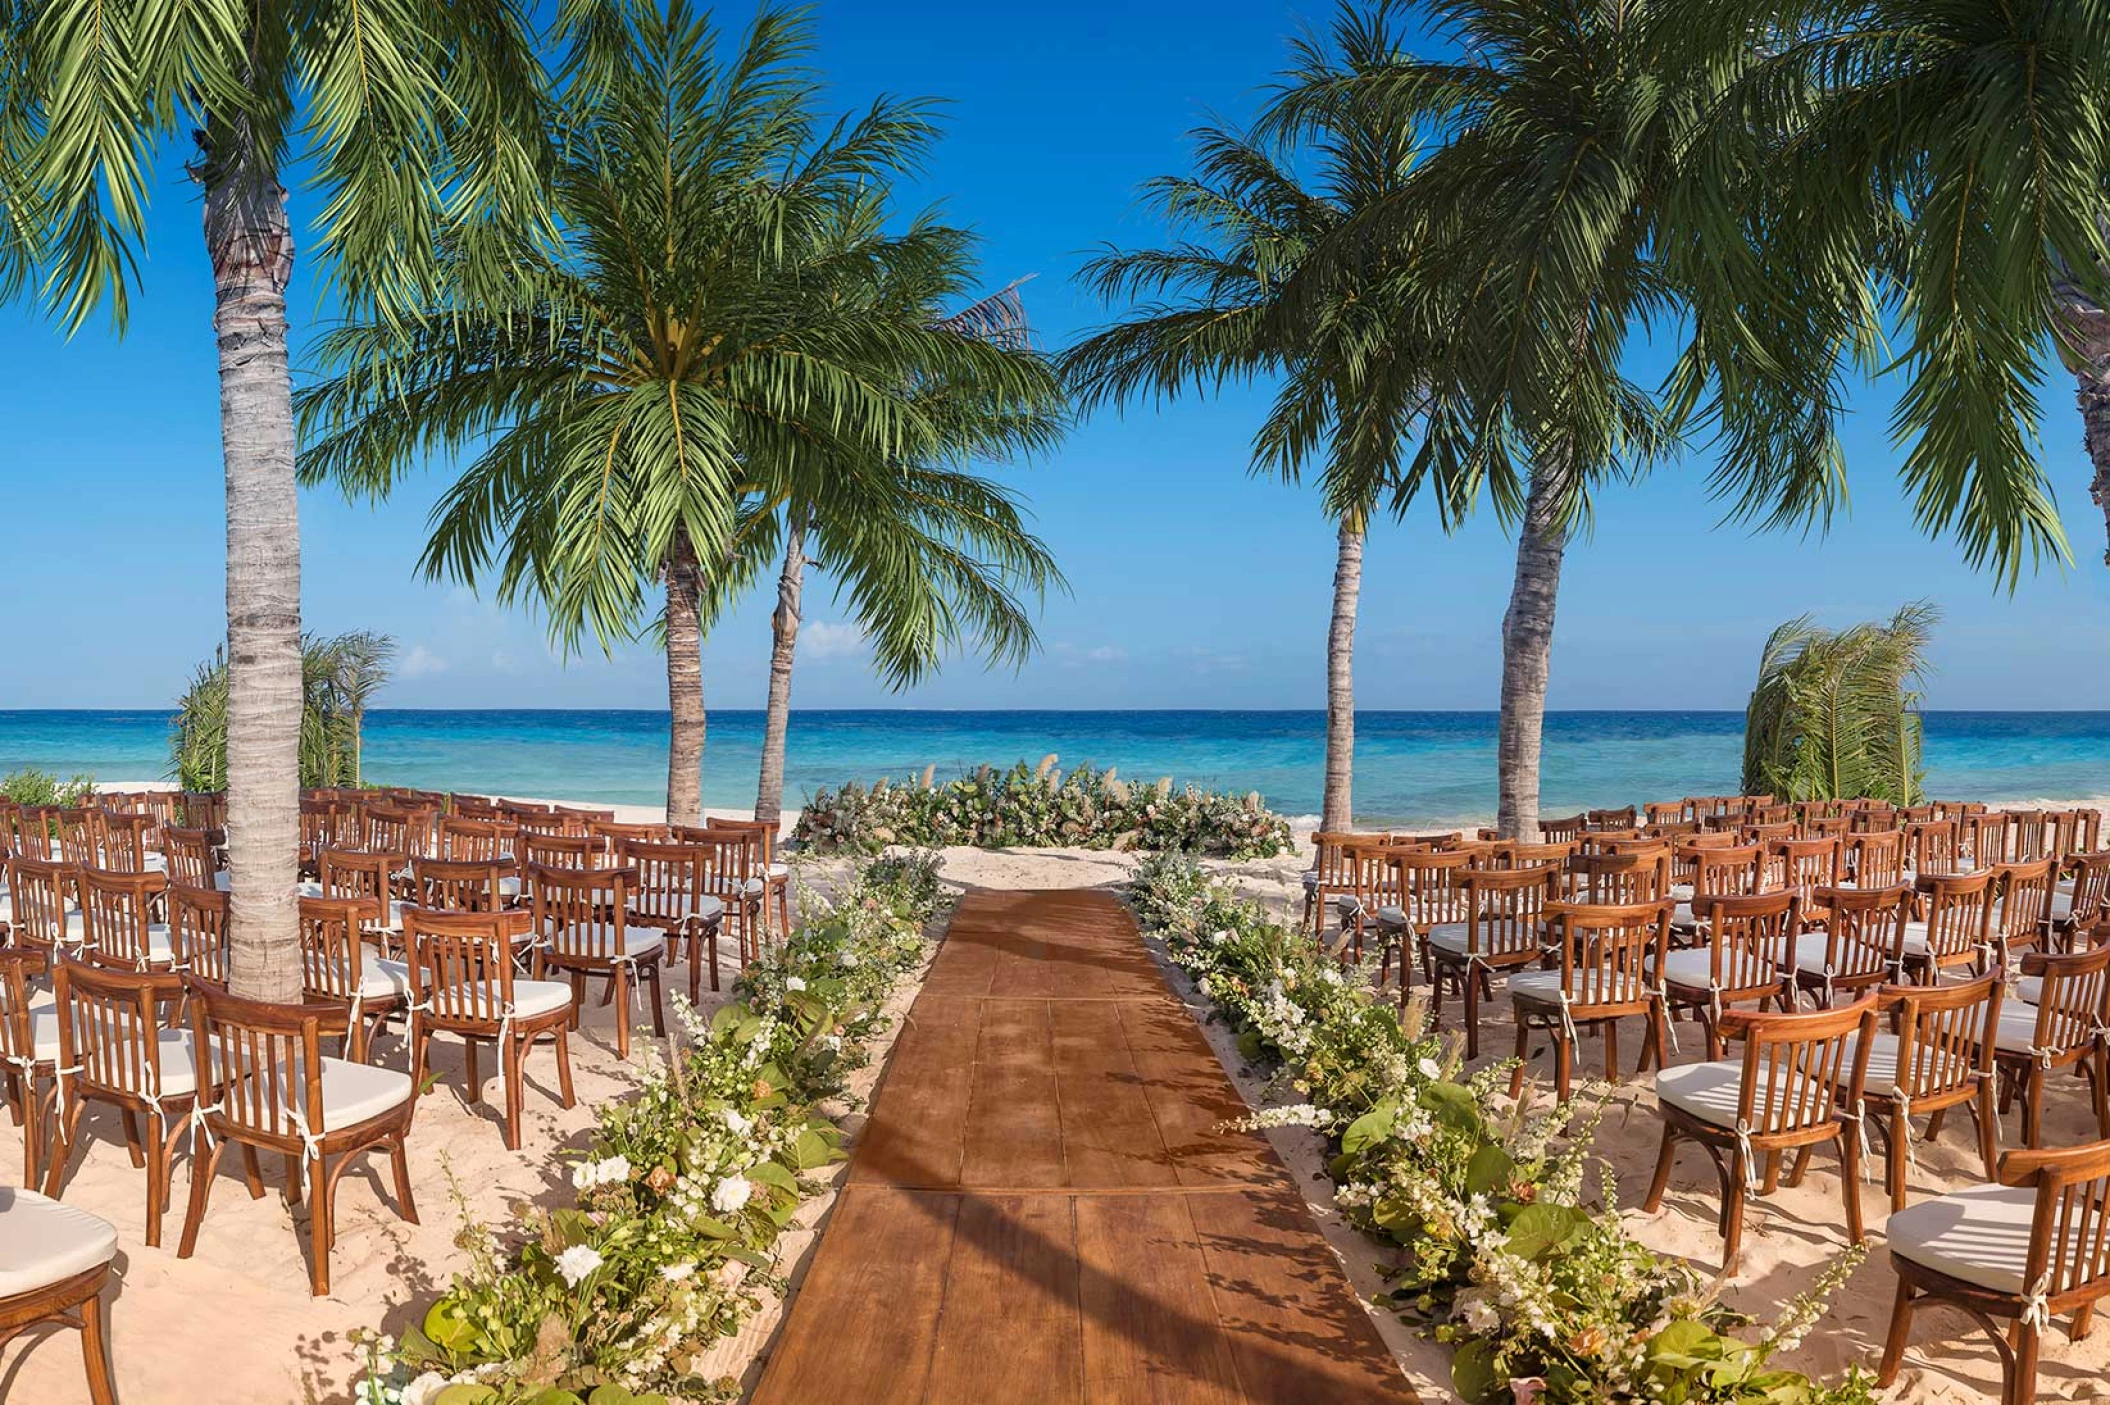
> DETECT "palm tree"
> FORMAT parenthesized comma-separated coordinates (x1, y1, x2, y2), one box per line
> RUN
(0, 1, 548, 999)
(1063, 3, 1441, 835)
(1678, 0, 2088, 574)
(731, 266, 1066, 829)
(298, 3, 1033, 826)
(1742, 603, 1938, 805)
(326, 630, 397, 786)
(170, 631, 397, 791)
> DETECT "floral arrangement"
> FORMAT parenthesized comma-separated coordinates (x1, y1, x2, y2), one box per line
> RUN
(353, 852, 949, 1405)
(792, 756, 1292, 859)
(1127, 853, 1873, 1405)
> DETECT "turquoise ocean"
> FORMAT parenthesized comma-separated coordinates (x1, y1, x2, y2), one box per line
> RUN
(6, 709, 2110, 827)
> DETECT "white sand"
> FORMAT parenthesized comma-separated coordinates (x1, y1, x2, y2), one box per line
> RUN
(10, 819, 2107, 1403)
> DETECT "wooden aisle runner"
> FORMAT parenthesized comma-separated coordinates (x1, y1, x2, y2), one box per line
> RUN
(751, 888, 1419, 1404)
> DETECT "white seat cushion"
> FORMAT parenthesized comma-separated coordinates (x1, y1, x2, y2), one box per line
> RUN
(1671, 901, 1698, 928)
(498, 874, 524, 900)
(742, 876, 767, 897)
(616, 926, 665, 960)
(0, 895, 11, 925)
(1506, 969, 1565, 1005)
(1842, 1030, 1904, 1090)
(1661, 946, 1718, 989)
(768, 862, 788, 881)
(25, 1008, 60, 1061)
(1299, 870, 1317, 891)
(435, 978, 573, 1019)
(1898, 921, 1932, 956)
(357, 958, 412, 1001)
(1375, 904, 1409, 928)
(1654, 1060, 1750, 1127)
(1424, 922, 1470, 955)
(1887, 1183, 2038, 1293)
(305, 1056, 413, 1131)
(1993, 1001, 2048, 1056)
(2014, 975, 2043, 1006)
(2052, 892, 2075, 922)
(63, 1027, 196, 1097)
(0, 1187, 118, 1296)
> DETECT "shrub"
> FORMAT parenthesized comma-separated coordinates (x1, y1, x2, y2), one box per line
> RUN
(354, 854, 948, 1405)
(793, 758, 1292, 859)
(0, 768, 97, 808)
(1127, 853, 1873, 1405)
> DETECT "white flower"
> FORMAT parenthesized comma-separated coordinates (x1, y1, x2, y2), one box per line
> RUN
(661, 1261, 696, 1282)
(554, 1244, 604, 1287)
(1417, 1057, 1442, 1080)
(785, 976, 807, 992)
(400, 1373, 451, 1405)
(1454, 1292, 1502, 1334)
(711, 1174, 754, 1214)
(595, 1154, 632, 1184)
(723, 1108, 753, 1136)
(572, 1160, 601, 1190)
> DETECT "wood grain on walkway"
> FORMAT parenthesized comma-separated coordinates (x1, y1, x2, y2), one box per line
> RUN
(752, 887, 1417, 1405)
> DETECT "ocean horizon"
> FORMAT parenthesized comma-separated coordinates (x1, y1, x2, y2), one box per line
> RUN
(5, 707, 2110, 826)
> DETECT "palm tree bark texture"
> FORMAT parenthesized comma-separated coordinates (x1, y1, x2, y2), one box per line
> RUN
(665, 528, 708, 827)
(206, 158, 306, 1003)
(1497, 453, 1571, 843)
(754, 516, 809, 828)
(1321, 518, 1363, 834)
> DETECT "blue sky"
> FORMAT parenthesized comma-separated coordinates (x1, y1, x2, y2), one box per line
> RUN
(5, 0, 2108, 713)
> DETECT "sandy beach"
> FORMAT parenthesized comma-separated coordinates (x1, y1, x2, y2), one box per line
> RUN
(5, 820, 2104, 1403)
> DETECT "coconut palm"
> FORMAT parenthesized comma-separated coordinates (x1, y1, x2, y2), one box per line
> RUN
(736, 289, 1063, 827)
(1678, 0, 2089, 575)
(1742, 603, 1938, 805)
(298, 3, 1030, 826)
(1062, 3, 1442, 834)
(326, 630, 397, 786)
(170, 631, 397, 791)
(0, 0, 548, 999)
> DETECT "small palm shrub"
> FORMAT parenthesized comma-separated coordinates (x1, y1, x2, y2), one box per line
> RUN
(169, 631, 395, 790)
(1742, 603, 1936, 805)
(0, 768, 97, 807)
(792, 758, 1293, 859)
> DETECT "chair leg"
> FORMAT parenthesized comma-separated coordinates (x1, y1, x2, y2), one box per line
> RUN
(554, 1025, 577, 1108)
(177, 1139, 225, 1258)
(1643, 1124, 1677, 1212)
(1842, 1131, 1865, 1244)
(120, 1109, 145, 1169)
(1877, 1279, 1916, 1386)
(144, 1116, 167, 1248)
(1553, 1027, 1572, 1101)
(465, 1037, 481, 1104)
(307, 1153, 332, 1296)
(2024, 1067, 2045, 1148)
(78, 1275, 116, 1405)
(2075, 1301, 2097, 1342)
(389, 1132, 419, 1224)
(1723, 1169, 1747, 1269)
(648, 961, 666, 1037)
(240, 1144, 266, 1200)
(2008, 1316, 2040, 1405)
(1462, 974, 1479, 1061)
(1976, 1080, 2000, 1182)
(502, 1036, 524, 1151)
(614, 964, 631, 1059)
(42, 1097, 82, 1197)
(1889, 1112, 1909, 1214)
(1603, 1019, 1621, 1086)
(1508, 1018, 1530, 1100)
(708, 922, 721, 992)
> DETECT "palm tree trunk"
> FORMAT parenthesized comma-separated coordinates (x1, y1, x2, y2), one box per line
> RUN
(206, 160, 304, 1002)
(1496, 454, 1571, 842)
(754, 516, 808, 829)
(2066, 299, 2110, 566)
(665, 526, 707, 826)
(1321, 517, 1363, 834)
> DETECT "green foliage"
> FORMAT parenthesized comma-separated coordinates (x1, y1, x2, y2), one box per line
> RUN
(0, 768, 96, 808)
(792, 760, 1293, 859)
(168, 632, 395, 791)
(1128, 853, 1874, 1405)
(1741, 603, 1937, 805)
(352, 854, 948, 1404)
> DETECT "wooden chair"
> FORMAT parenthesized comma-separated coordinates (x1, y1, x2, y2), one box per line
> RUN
(1994, 944, 2110, 1149)
(1662, 890, 1799, 1059)
(77, 867, 173, 972)
(2052, 851, 2110, 953)
(176, 979, 417, 1295)
(1744, 820, 1798, 849)
(1644, 996, 1876, 1268)
(1882, 1139, 2110, 1405)
(1845, 829, 1906, 890)
(623, 840, 730, 1002)
(1586, 805, 1638, 831)
(1903, 869, 1999, 983)
(164, 884, 232, 991)
(2009, 811, 2051, 862)
(408, 857, 510, 914)
(1427, 865, 1561, 1059)
(1643, 801, 1687, 828)
(42, 958, 194, 1247)
(1567, 849, 1670, 905)
(1908, 819, 1963, 878)
(1765, 836, 1839, 895)
(588, 819, 669, 862)
(6, 856, 82, 955)
(673, 825, 767, 963)
(0, 1187, 119, 1404)
(400, 907, 574, 1151)
(1394, 849, 1473, 988)
(1962, 812, 2010, 871)
(316, 847, 404, 948)
(1336, 841, 1403, 965)
(177, 791, 226, 833)
(1301, 832, 1364, 947)
(1792, 883, 1912, 1007)
(1, 948, 57, 1187)
(158, 827, 223, 891)
(1846, 975, 2001, 1213)
(706, 817, 792, 943)
(521, 832, 596, 872)
(93, 812, 154, 875)
(529, 865, 666, 1060)
(1538, 814, 1586, 844)
(1990, 858, 2058, 968)
(1507, 899, 1671, 1099)
(298, 896, 407, 1061)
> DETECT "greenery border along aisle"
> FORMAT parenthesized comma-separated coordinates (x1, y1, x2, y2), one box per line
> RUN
(1126, 854, 1873, 1405)
(792, 757, 1293, 859)
(352, 852, 950, 1405)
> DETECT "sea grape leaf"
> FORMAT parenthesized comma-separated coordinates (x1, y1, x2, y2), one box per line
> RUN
(1450, 1339, 1498, 1402)
(1465, 1144, 1514, 1195)
(1340, 1098, 1399, 1156)
(1503, 1203, 1591, 1262)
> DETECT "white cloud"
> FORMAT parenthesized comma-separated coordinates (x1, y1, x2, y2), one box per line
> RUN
(491, 649, 521, 674)
(801, 621, 868, 662)
(399, 643, 448, 678)
(1053, 641, 1128, 667)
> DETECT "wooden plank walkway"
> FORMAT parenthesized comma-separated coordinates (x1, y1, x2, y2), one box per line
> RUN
(752, 888, 1418, 1405)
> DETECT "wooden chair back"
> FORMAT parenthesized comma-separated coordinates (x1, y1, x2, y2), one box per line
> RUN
(1306, 832, 1362, 894)
(439, 816, 520, 865)
(319, 848, 398, 910)
(94, 811, 154, 873)
(588, 820, 669, 861)
(78, 867, 166, 971)
(705, 817, 779, 868)
(6, 856, 76, 952)
(1544, 900, 1668, 1017)
(408, 857, 509, 913)
(1397, 849, 1473, 927)
(1538, 814, 1586, 843)
(297, 896, 374, 1008)
(1846, 830, 1906, 889)
(531, 865, 638, 965)
(1567, 849, 1669, 904)
(1644, 801, 1688, 827)
(0, 947, 47, 1075)
(51, 956, 186, 1108)
(1340, 842, 1403, 922)
(1907, 819, 1962, 877)
(177, 791, 227, 833)
(401, 907, 519, 1029)
(1915, 869, 1999, 974)
(1720, 997, 1878, 1147)
(182, 979, 341, 1151)
(1695, 890, 1800, 1001)
(1961, 812, 2009, 870)
(53, 809, 97, 867)
(1994, 858, 2059, 962)
(2064, 852, 2110, 943)
(1804, 884, 1913, 991)
(1877, 974, 2000, 1109)
(167, 884, 231, 984)
(1586, 806, 1638, 831)
(521, 833, 596, 871)
(2015, 945, 2110, 1063)
(1766, 837, 1840, 894)
(1689, 843, 1763, 898)
(158, 827, 221, 889)
(2009, 811, 2051, 863)
(1502, 840, 1577, 869)
(1456, 866, 1560, 962)
(624, 840, 724, 928)
(361, 806, 419, 857)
